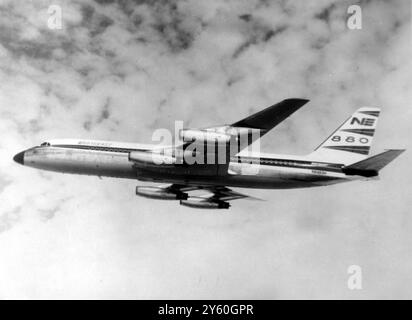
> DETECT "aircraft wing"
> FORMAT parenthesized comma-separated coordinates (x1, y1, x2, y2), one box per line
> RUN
(231, 98, 309, 134)
(202, 186, 261, 201)
(177, 184, 263, 209)
(191, 98, 310, 153)
(135, 183, 262, 209)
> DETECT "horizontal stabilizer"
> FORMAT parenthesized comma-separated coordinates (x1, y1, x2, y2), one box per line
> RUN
(342, 149, 405, 176)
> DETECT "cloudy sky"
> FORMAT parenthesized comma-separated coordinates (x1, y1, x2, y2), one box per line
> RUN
(0, 0, 411, 299)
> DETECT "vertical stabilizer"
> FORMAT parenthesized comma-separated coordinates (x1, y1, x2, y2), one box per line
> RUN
(309, 107, 380, 164)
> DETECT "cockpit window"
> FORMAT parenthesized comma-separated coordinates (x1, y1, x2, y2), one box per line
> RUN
(40, 142, 51, 147)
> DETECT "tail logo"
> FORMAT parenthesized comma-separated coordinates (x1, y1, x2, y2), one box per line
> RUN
(311, 107, 380, 162)
(350, 117, 375, 126)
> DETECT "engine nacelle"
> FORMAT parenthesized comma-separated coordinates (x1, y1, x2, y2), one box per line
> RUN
(129, 150, 176, 166)
(179, 198, 230, 209)
(136, 186, 188, 200)
(179, 129, 231, 144)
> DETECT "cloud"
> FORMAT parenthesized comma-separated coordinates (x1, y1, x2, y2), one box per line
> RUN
(0, 0, 411, 299)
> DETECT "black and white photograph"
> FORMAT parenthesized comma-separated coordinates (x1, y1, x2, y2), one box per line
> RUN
(0, 0, 411, 303)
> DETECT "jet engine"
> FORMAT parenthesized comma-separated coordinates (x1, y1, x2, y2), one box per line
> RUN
(179, 198, 230, 209)
(129, 150, 176, 166)
(179, 129, 231, 144)
(136, 186, 188, 200)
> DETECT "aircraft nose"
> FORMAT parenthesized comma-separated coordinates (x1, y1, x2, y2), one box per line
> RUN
(13, 151, 25, 165)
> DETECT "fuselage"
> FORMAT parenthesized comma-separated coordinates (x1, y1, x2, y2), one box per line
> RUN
(14, 139, 359, 189)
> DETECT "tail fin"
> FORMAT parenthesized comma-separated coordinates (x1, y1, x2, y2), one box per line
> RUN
(309, 107, 380, 164)
(342, 149, 405, 177)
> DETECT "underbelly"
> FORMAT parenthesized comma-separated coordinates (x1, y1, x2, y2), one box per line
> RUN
(133, 167, 345, 189)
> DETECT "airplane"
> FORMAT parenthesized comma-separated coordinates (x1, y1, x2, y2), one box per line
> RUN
(13, 99, 405, 209)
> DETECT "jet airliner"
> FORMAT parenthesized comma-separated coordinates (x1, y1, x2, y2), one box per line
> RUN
(13, 99, 404, 209)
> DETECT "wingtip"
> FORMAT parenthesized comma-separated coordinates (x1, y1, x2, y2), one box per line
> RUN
(283, 98, 310, 104)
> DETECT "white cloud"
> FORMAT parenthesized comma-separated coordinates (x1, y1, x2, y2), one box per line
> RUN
(0, 0, 411, 299)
